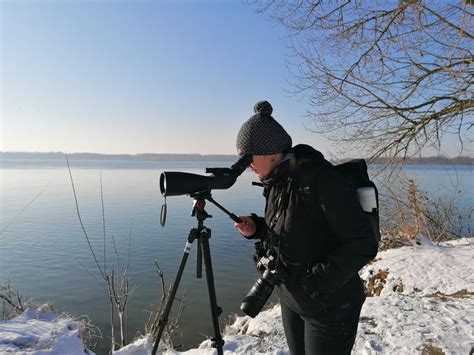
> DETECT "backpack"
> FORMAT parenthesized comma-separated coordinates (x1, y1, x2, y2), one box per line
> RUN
(287, 155, 381, 244)
(332, 159, 381, 243)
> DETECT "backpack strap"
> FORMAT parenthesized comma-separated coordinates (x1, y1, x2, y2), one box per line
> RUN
(268, 155, 298, 231)
(266, 155, 299, 270)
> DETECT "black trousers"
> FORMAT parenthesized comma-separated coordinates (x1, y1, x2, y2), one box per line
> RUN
(280, 300, 363, 355)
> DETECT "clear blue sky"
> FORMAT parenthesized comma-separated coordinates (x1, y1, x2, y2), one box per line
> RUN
(1, 0, 332, 155)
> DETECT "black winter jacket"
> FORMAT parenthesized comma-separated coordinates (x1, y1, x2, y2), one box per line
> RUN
(251, 144, 378, 317)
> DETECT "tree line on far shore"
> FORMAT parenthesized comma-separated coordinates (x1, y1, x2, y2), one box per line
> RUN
(1, 151, 473, 165)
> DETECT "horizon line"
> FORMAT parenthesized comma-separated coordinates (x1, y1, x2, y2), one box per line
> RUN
(0, 150, 238, 156)
(1, 151, 473, 161)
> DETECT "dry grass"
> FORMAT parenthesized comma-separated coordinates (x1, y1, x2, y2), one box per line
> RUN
(367, 257, 381, 265)
(379, 175, 472, 251)
(424, 289, 474, 302)
(364, 269, 389, 297)
(379, 229, 419, 251)
(420, 343, 445, 355)
(392, 279, 405, 293)
(0, 279, 35, 320)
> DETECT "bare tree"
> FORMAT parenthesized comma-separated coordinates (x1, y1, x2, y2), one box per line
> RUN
(249, 0, 473, 159)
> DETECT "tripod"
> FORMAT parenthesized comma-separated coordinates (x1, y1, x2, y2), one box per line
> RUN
(152, 191, 239, 355)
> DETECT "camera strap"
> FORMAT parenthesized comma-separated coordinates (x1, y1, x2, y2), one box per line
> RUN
(268, 155, 298, 270)
(268, 156, 297, 230)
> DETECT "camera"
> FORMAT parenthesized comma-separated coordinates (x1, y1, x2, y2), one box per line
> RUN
(240, 248, 288, 318)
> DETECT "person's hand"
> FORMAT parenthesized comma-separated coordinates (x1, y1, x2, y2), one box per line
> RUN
(234, 216, 256, 238)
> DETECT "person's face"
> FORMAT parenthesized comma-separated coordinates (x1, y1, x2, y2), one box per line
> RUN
(250, 153, 284, 179)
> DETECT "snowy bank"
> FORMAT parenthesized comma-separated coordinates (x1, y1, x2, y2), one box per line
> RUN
(116, 238, 473, 355)
(2, 238, 472, 354)
(356, 237, 473, 354)
(112, 304, 289, 355)
(0, 306, 94, 354)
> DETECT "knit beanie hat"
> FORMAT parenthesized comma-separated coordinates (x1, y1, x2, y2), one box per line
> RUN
(236, 101, 292, 155)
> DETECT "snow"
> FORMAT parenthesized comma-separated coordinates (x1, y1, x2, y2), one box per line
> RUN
(0, 306, 94, 354)
(2, 237, 473, 354)
(359, 236, 473, 297)
(356, 237, 474, 354)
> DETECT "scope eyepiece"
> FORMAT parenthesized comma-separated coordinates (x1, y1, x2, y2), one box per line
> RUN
(231, 154, 252, 174)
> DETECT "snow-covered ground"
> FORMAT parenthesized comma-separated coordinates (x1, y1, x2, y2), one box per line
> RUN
(0, 305, 94, 354)
(2, 237, 473, 354)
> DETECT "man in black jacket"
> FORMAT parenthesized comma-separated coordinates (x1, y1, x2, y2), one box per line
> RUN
(234, 101, 378, 355)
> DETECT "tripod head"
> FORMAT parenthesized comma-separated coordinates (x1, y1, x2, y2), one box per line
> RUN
(191, 195, 211, 222)
(161, 189, 242, 227)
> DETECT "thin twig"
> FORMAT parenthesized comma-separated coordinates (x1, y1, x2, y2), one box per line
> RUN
(100, 171, 107, 275)
(0, 181, 50, 236)
(66, 154, 106, 280)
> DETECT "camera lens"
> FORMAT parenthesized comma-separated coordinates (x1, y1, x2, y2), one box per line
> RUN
(240, 274, 275, 318)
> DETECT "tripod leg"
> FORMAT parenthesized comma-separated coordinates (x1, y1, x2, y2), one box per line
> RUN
(197, 238, 203, 278)
(200, 228, 225, 355)
(152, 240, 194, 355)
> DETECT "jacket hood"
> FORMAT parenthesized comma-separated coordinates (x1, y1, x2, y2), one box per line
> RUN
(262, 144, 326, 185)
(291, 144, 325, 163)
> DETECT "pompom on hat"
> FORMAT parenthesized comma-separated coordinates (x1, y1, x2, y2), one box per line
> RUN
(236, 101, 292, 155)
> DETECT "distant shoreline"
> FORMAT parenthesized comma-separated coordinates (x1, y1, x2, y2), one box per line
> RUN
(0, 151, 238, 162)
(0, 151, 473, 165)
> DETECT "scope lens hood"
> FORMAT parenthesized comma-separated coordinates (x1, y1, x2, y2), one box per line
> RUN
(160, 171, 211, 197)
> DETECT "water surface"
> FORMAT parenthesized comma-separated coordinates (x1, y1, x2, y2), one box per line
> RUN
(1, 159, 472, 352)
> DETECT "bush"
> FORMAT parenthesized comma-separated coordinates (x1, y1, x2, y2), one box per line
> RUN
(379, 174, 472, 250)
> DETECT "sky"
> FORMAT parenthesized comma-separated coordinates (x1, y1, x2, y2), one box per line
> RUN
(1, 0, 333, 155)
(1, 0, 470, 157)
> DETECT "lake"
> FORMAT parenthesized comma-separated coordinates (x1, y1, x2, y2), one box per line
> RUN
(0, 158, 472, 353)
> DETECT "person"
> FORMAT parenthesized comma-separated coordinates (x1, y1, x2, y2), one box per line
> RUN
(234, 100, 379, 355)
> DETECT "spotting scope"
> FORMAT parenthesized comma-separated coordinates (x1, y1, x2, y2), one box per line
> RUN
(159, 154, 252, 197)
